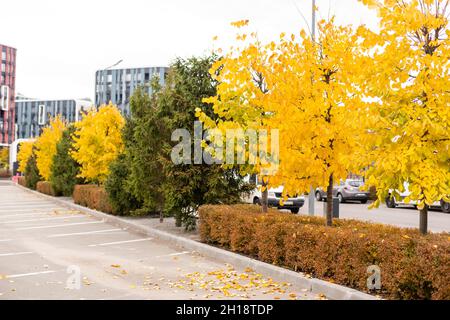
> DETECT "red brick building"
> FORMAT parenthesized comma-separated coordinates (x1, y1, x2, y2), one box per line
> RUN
(0, 44, 16, 145)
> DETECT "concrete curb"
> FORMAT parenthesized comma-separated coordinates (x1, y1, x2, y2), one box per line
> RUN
(15, 182, 377, 300)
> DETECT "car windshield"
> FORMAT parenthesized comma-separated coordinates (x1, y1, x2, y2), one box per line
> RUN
(348, 180, 364, 187)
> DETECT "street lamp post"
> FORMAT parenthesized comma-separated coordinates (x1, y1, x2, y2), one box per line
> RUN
(101, 59, 123, 105)
(308, 0, 317, 216)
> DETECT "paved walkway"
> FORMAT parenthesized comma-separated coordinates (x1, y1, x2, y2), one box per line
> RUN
(0, 182, 317, 300)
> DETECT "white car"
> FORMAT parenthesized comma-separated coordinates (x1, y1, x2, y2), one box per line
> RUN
(242, 175, 305, 213)
(386, 182, 450, 213)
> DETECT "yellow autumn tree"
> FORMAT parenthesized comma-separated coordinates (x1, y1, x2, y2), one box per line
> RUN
(71, 103, 125, 184)
(0, 147, 9, 169)
(197, 20, 276, 212)
(34, 117, 66, 181)
(199, 19, 368, 225)
(17, 141, 34, 173)
(359, 0, 450, 234)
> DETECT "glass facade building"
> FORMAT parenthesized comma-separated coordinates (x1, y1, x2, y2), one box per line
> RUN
(0, 44, 17, 145)
(15, 99, 91, 139)
(95, 66, 168, 116)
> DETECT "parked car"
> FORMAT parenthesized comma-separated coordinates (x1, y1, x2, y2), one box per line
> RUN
(242, 175, 305, 213)
(386, 182, 450, 213)
(315, 179, 370, 204)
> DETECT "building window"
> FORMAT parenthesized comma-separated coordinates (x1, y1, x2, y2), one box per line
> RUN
(38, 104, 46, 125)
(0, 85, 9, 111)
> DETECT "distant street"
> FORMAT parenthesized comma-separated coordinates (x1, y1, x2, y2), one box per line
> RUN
(299, 197, 450, 233)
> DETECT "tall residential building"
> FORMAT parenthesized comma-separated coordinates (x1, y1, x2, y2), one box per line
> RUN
(95, 66, 168, 115)
(15, 98, 92, 139)
(0, 44, 17, 145)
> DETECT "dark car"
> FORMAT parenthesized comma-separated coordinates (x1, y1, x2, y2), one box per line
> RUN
(267, 189, 305, 213)
(315, 179, 370, 204)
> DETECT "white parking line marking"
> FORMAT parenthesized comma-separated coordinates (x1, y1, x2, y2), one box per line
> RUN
(16, 220, 104, 230)
(0, 208, 63, 214)
(0, 205, 61, 211)
(0, 251, 33, 257)
(0, 212, 52, 218)
(154, 251, 191, 258)
(0, 239, 12, 242)
(88, 238, 153, 247)
(48, 228, 123, 238)
(0, 203, 55, 207)
(6, 270, 56, 278)
(0, 202, 51, 206)
(3, 215, 84, 224)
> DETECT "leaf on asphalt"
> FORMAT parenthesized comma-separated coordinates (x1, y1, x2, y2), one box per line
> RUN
(111, 264, 121, 268)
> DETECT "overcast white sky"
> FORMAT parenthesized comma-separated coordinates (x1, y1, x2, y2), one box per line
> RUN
(1, 0, 378, 101)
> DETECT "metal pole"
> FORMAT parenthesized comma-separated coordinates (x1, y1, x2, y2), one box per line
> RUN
(308, 0, 317, 216)
(101, 60, 123, 106)
(312, 0, 316, 41)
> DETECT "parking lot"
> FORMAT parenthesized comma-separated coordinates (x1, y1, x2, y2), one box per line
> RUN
(0, 182, 316, 300)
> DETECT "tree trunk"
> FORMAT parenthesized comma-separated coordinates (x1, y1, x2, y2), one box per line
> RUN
(326, 174, 333, 227)
(419, 205, 428, 235)
(261, 179, 268, 213)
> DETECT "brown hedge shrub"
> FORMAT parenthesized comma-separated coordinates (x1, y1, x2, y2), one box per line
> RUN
(199, 204, 450, 300)
(72, 184, 113, 214)
(0, 169, 11, 178)
(18, 176, 27, 187)
(36, 181, 58, 196)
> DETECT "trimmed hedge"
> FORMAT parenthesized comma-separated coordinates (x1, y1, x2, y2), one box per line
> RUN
(36, 181, 58, 196)
(18, 176, 27, 187)
(0, 169, 11, 178)
(199, 204, 450, 300)
(73, 184, 113, 214)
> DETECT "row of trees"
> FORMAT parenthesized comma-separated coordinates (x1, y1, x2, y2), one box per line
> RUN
(17, 57, 250, 230)
(197, 0, 450, 234)
(106, 57, 249, 229)
(16, 1, 450, 234)
(17, 104, 124, 194)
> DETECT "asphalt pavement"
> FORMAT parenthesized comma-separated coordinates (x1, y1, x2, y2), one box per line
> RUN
(299, 196, 450, 233)
(0, 182, 317, 300)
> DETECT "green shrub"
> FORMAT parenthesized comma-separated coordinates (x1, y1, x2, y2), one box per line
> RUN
(36, 181, 57, 196)
(199, 204, 450, 300)
(105, 153, 142, 216)
(50, 125, 83, 196)
(73, 184, 113, 214)
(24, 150, 41, 190)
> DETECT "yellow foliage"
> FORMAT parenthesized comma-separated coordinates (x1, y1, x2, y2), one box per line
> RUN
(17, 141, 34, 173)
(198, 18, 369, 197)
(71, 103, 125, 184)
(35, 117, 66, 181)
(0, 147, 9, 169)
(358, 0, 450, 208)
